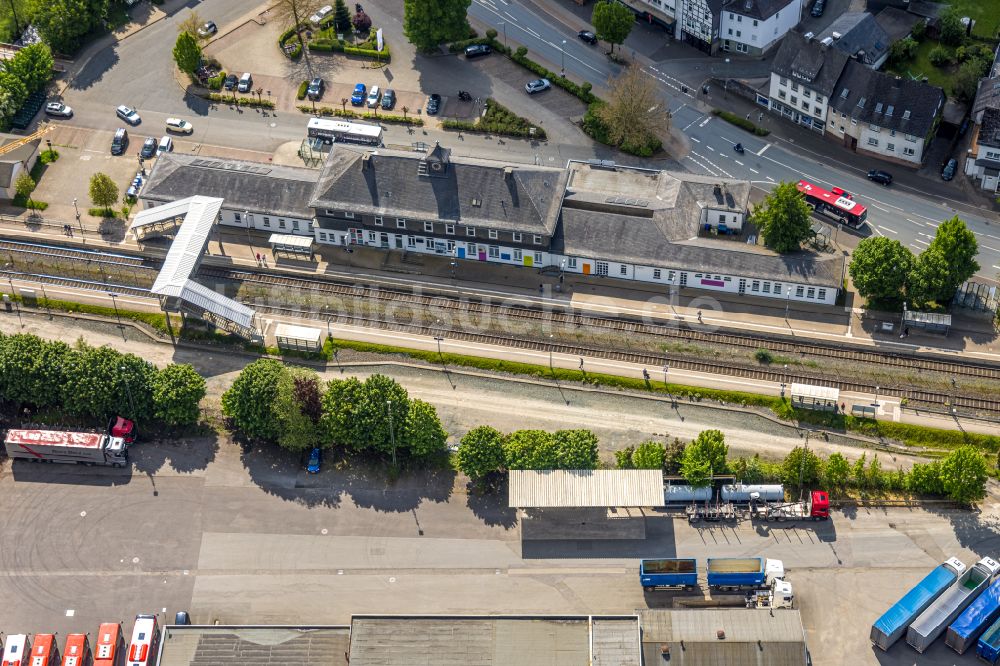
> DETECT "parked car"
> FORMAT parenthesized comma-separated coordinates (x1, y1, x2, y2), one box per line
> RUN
(309, 4, 333, 25)
(140, 137, 157, 159)
(577, 30, 597, 44)
(115, 104, 141, 125)
(166, 117, 194, 134)
(307, 77, 324, 100)
(810, 0, 825, 17)
(367, 85, 381, 108)
(464, 43, 491, 58)
(941, 158, 957, 181)
(351, 83, 367, 106)
(237, 72, 253, 93)
(197, 21, 217, 37)
(223, 74, 238, 90)
(381, 89, 396, 110)
(110, 128, 129, 156)
(867, 169, 893, 186)
(44, 101, 72, 117)
(524, 78, 551, 94)
(157, 135, 173, 155)
(307, 447, 322, 473)
(426, 93, 441, 115)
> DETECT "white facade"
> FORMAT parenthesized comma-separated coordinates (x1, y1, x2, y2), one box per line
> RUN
(314, 227, 838, 306)
(825, 113, 925, 164)
(681, 0, 718, 50)
(720, 0, 801, 55)
(768, 73, 829, 133)
(965, 143, 1000, 192)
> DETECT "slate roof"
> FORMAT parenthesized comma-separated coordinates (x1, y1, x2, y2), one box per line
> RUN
(141, 153, 319, 219)
(874, 6, 921, 42)
(972, 46, 1000, 118)
(978, 108, 1000, 149)
(830, 60, 944, 138)
(817, 12, 891, 67)
(722, 0, 795, 21)
(554, 163, 840, 288)
(771, 32, 850, 97)
(310, 144, 568, 235)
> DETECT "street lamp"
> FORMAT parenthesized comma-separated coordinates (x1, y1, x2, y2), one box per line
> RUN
(7, 274, 22, 328)
(387, 400, 397, 468)
(784, 290, 790, 320)
(549, 333, 554, 371)
(108, 292, 125, 341)
(73, 197, 84, 241)
(899, 301, 908, 338)
(244, 209, 254, 258)
(873, 386, 880, 408)
(560, 40, 567, 77)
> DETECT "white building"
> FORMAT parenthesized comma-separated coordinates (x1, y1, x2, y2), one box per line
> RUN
(965, 107, 1000, 191)
(768, 32, 849, 134)
(720, 0, 803, 55)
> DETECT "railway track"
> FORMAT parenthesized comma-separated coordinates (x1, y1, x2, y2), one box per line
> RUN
(200, 267, 1000, 383)
(0, 239, 155, 269)
(0, 270, 151, 299)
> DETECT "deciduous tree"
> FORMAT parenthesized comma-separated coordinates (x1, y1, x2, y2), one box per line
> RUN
(352, 10, 372, 33)
(503, 429, 557, 469)
(0, 334, 71, 410)
(172, 30, 202, 73)
(319, 373, 409, 458)
(632, 440, 666, 469)
(910, 216, 979, 305)
(752, 181, 814, 253)
(553, 429, 600, 469)
(595, 67, 669, 156)
(781, 446, 822, 488)
(822, 453, 850, 494)
(688, 430, 728, 473)
(273, 367, 323, 451)
(14, 172, 34, 202)
(939, 446, 988, 505)
(33, 0, 107, 54)
(615, 445, 636, 469)
(177, 10, 205, 39)
(62, 345, 156, 423)
(88, 172, 118, 210)
(152, 363, 206, 427)
(0, 71, 27, 120)
(456, 425, 506, 482)
(591, 0, 633, 53)
(2, 43, 54, 94)
(938, 9, 965, 46)
(221, 358, 285, 442)
(849, 237, 914, 304)
(405, 399, 448, 458)
(403, 0, 472, 52)
(680, 445, 713, 487)
(663, 438, 686, 474)
(274, 0, 320, 74)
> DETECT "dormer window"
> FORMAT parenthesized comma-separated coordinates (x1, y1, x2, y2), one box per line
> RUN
(874, 102, 883, 113)
(857, 97, 866, 108)
(840, 88, 849, 99)
(885, 105, 894, 117)
(902, 110, 911, 119)
(471, 197, 482, 207)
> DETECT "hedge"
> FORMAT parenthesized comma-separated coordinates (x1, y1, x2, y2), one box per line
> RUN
(296, 80, 309, 101)
(298, 106, 424, 125)
(712, 109, 770, 136)
(206, 70, 226, 91)
(308, 37, 389, 61)
(207, 93, 276, 108)
(440, 98, 547, 140)
(278, 24, 306, 60)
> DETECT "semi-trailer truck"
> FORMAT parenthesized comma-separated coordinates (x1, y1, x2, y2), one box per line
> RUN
(870, 557, 966, 651)
(4, 428, 129, 467)
(640, 559, 698, 589)
(748, 490, 830, 522)
(978, 615, 1000, 663)
(906, 557, 1000, 653)
(946, 575, 1000, 654)
(706, 557, 785, 590)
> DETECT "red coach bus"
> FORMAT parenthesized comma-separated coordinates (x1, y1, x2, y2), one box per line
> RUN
(796, 179, 868, 228)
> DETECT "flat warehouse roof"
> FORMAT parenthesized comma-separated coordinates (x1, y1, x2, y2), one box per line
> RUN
(508, 469, 666, 508)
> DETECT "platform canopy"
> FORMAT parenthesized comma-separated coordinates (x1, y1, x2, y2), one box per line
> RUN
(508, 469, 666, 508)
(268, 233, 313, 254)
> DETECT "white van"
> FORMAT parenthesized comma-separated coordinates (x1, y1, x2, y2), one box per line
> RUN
(157, 135, 172, 156)
(367, 85, 380, 108)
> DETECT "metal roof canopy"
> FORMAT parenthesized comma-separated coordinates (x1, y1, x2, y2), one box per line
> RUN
(790, 383, 840, 402)
(268, 233, 314, 251)
(130, 196, 256, 333)
(904, 310, 951, 333)
(274, 323, 323, 344)
(508, 469, 666, 508)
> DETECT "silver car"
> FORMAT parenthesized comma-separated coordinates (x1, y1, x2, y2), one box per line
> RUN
(524, 78, 551, 94)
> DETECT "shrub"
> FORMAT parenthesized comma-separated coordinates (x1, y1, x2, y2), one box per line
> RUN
(440, 99, 547, 140)
(297, 105, 423, 125)
(206, 93, 275, 108)
(754, 348, 773, 364)
(711, 108, 771, 136)
(278, 24, 306, 60)
(911, 20, 927, 41)
(928, 46, 952, 67)
(297, 80, 309, 100)
(515, 46, 527, 57)
(207, 71, 226, 90)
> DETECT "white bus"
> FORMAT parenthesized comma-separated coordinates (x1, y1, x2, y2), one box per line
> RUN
(307, 117, 383, 145)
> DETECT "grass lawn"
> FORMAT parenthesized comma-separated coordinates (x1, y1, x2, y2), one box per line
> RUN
(887, 39, 956, 92)
(947, 0, 1000, 39)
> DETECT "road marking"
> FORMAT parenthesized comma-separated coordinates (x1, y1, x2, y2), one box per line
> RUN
(503, 11, 519, 22)
(749, 168, 758, 174)
(869, 203, 891, 212)
(766, 175, 775, 182)
(757, 144, 771, 156)
(904, 218, 922, 226)
(912, 238, 929, 246)
(994, 265, 1000, 270)
(877, 225, 897, 234)
(689, 136, 701, 143)
(734, 160, 743, 166)
(871, 226, 884, 237)
(524, 27, 540, 37)
(682, 117, 702, 131)
(685, 154, 720, 177)
(691, 151, 734, 178)
(982, 244, 1000, 252)
(707, 145, 715, 152)
(699, 117, 711, 127)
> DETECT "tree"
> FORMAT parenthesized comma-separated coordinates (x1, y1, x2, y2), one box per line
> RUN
(615, 446, 636, 469)
(172, 30, 202, 74)
(851, 453, 869, 490)
(152, 364, 206, 427)
(456, 425, 506, 482)
(553, 429, 600, 469)
(938, 9, 965, 47)
(780, 446, 822, 489)
(0, 334, 71, 410)
(595, 67, 670, 155)
(680, 445, 713, 487)
(503, 430, 558, 469)
(752, 181, 814, 253)
(88, 172, 118, 210)
(954, 55, 993, 102)
(911, 216, 979, 305)
(14, 172, 34, 202)
(403, 0, 472, 52)
(632, 440, 666, 469)
(352, 10, 372, 33)
(888, 36, 917, 66)
(591, 0, 633, 53)
(405, 399, 448, 458)
(333, 0, 352, 33)
(320, 374, 409, 458)
(62, 345, 156, 423)
(33, 0, 107, 54)
(908, 461, 943, 495)
(274, 0, 320, 74)
(688, 430, 728, 473)
(0, 71, 28, 120)
(271, 367, 324, 451)
(221, 359, 285, 442)
(663, 439, 686, 474)
(2, 43, 54, 94)
(849, 237, 914, 304)
(177, 9, 204, 38)
(822, 453, 850, 494)
(320, 376, 366, 447)
(939, 446, 988, 505)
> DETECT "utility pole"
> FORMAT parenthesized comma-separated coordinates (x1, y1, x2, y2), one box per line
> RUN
(108, 292, 125, 341)
(387, 400, 396, 468)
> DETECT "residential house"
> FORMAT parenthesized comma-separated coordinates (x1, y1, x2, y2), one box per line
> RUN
(972, 45, 1000, 123)
(678, 0, 725, 54)
(814, 12, 892, 69)
(719, 0, 803, 55)
(873, 6, 922, 44)
(0, 134, 40, 201)
(826, 59, 944, 165)
(768, 31, 850, 133)
(139, 153, 319, 236)
(964, 106, 1000, 191)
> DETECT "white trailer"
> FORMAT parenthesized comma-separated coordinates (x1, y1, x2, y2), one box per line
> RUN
(4, 429, 129, 467)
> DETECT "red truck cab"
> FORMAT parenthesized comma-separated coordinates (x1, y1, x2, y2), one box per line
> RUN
(808, 490, 830, 519)
(29, 634, 60, 666)
(62, 634, 91, 666)
(108, 417, 136, 444)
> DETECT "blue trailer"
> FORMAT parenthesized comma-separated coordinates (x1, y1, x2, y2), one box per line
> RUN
(640, 559, 698, 589)
(947, 575, 1000, 654)
(706, 557, 784, 589)
(870, 557, 966, 651)
(978, 616, 1000, 663)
